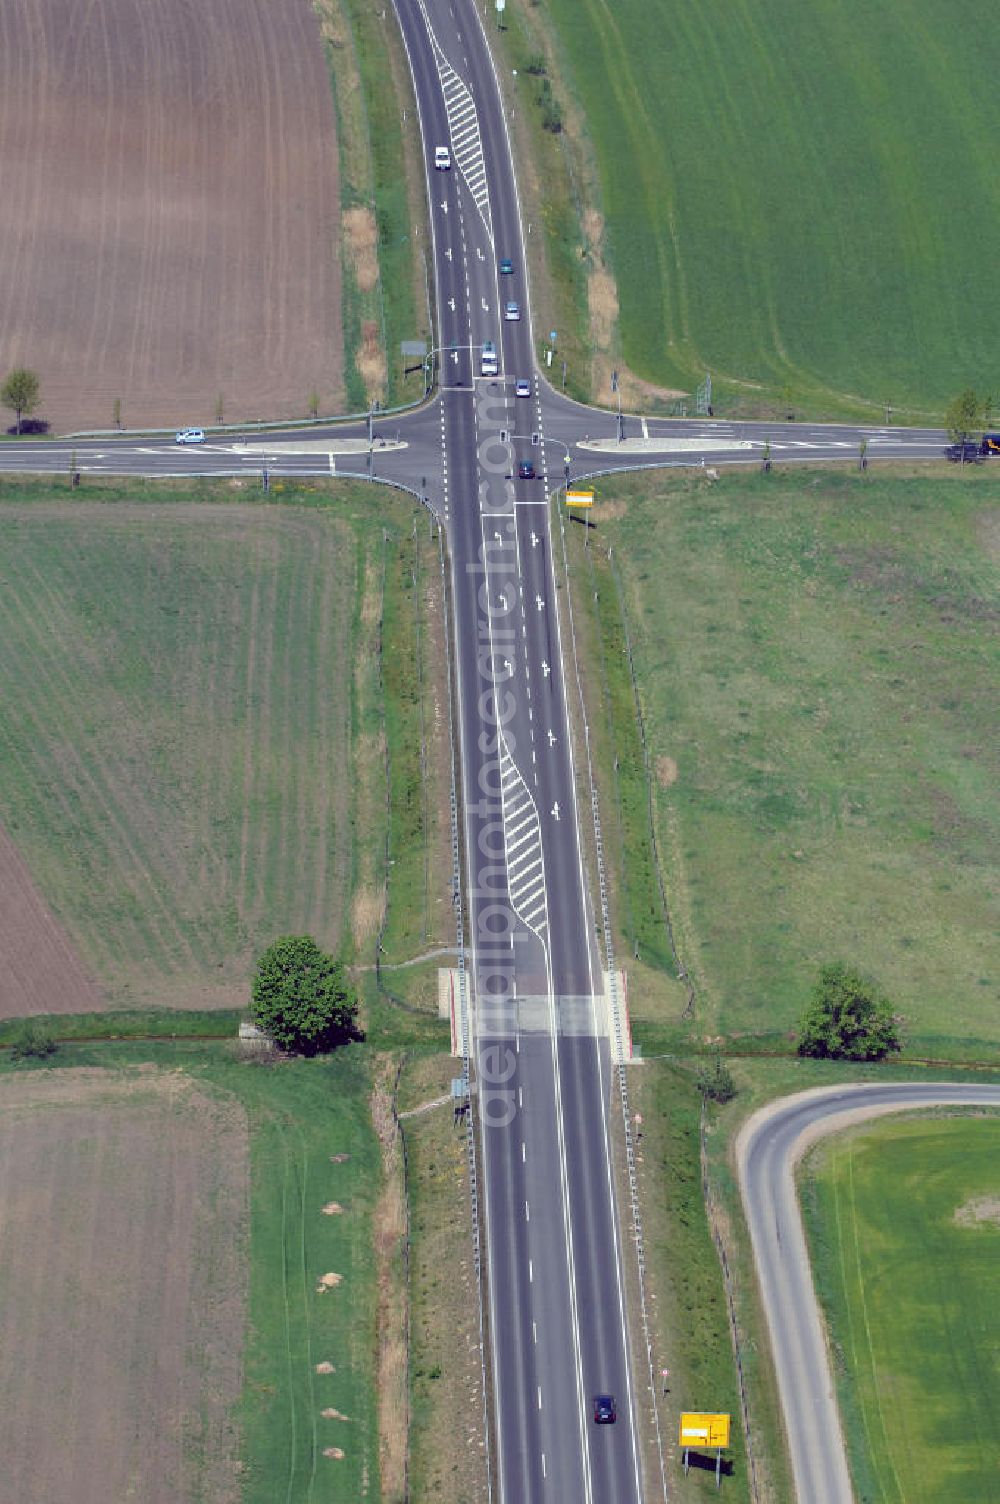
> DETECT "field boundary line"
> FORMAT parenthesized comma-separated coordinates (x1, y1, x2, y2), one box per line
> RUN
(280, 1131, 299, 1504)
(296, 1124, 319, 1500)
(846, 1146, 903, 1500)
(390, 1053, 413, 1503)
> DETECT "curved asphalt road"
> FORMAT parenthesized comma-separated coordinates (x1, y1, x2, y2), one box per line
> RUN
(737, 1082, 1000, 1504)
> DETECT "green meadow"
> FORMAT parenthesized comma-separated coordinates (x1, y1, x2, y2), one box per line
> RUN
(803, 1114, 1000, 1502)
(564, 466, 999, 1054)
(545, 0, 1000, 415)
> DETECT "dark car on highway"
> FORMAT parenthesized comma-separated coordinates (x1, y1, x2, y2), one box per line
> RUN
(593, 1394, 617, 1424)
(945, 441, 981, 463)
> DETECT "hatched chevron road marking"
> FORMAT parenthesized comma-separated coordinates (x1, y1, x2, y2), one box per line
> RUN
(418, 0, 493, 241)
(499, 739, 548, 936)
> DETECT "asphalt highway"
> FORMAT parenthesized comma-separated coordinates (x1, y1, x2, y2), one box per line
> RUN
(737, 1083, 1000, 1504)
(393, 0, 643, 1497)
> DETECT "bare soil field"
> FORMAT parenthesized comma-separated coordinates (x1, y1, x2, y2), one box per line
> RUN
(0, 1068, 248, 1504)
(0, 822, 103, 1015)
(0, 0, 343, 434)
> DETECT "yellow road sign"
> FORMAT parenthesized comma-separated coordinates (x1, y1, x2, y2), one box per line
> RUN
(565, 489, 594, 507)
(679, 1412, 731, 1448)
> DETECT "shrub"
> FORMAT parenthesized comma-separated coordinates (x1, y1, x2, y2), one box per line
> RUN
(696, 1053, 737, 1104)
(10, 1020, 57, 1062)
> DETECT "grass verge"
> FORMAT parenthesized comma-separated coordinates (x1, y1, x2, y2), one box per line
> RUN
(487, 9, 594, 403)
(314, 0, 429, 410)
(801, 1112, 1000, 1503)
(626, 1062, 753, 1501)
(398, 1052, 490, 1504)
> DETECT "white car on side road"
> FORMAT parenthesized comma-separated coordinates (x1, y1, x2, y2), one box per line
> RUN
(175, 428, 205, 444)
(434, 146, 451, 170)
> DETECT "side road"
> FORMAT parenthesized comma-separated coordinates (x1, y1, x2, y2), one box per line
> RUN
(737, 1082, 1000, 1504)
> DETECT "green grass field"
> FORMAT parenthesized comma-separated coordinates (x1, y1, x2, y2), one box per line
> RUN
(0, 478, 446, 1012)
(803, 1114, 1000, 1502)
(543, 0, 1000, 415)
(564, 467, 999, 1054)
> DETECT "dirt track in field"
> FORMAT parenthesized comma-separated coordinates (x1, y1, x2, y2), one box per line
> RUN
(0, 0, 343, 434)
(0, 822, 104, 1017)
(0, 1068, 248, 1504)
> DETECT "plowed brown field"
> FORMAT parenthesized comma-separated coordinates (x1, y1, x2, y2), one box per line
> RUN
(0, 823, 103, 1018)
(0, 0, 343, 434)
(0, 1069, 248, 1504)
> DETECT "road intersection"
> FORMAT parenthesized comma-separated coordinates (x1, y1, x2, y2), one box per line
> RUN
(0, 2, 971, 1500)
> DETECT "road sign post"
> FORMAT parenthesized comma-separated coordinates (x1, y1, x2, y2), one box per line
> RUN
(679, 1413, 731, 1489)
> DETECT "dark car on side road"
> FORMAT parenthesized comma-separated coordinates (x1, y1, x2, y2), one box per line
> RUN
(593, 1394, 617, 1424)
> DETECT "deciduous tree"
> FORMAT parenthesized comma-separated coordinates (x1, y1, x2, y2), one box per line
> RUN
(250, 935, 360, 1055)
(945, 387, 989, 448)
(1, 367, 41, 434)
(797, 963, 901, 1061)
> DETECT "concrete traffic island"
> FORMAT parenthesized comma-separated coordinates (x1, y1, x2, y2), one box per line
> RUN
(233, 438, 406, 455)
(577, 436, 755, 454)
